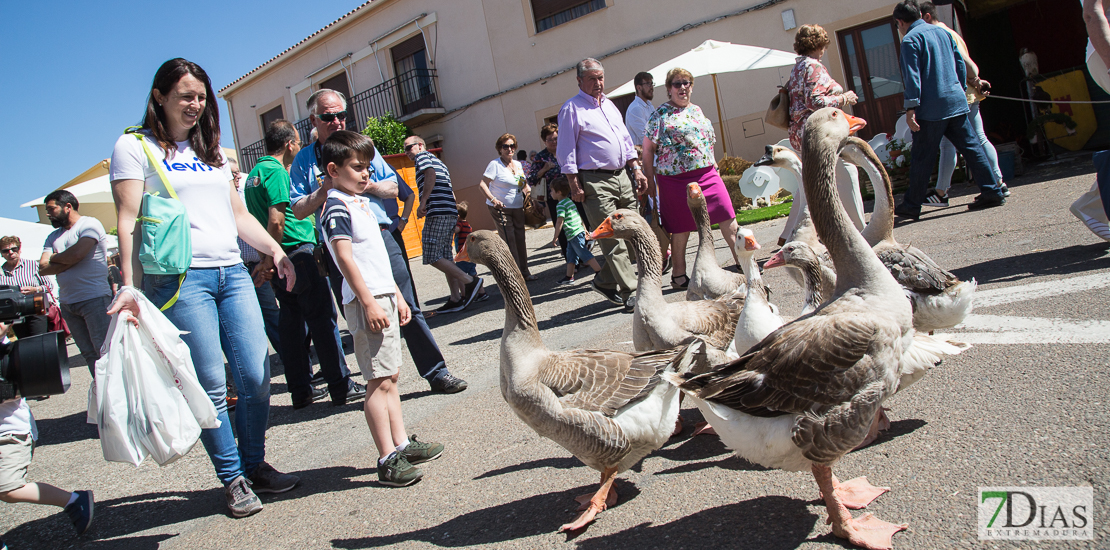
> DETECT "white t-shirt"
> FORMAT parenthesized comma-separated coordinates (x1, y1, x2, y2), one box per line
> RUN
(482, 159, 526, 209)
(43, 216, 111, 304)
(110, 133, 240, 268)
(0, 398, 36, 439)
(321, 189, 396, 302)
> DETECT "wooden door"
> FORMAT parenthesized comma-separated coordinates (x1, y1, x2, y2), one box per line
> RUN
(838, 19, 905, 140)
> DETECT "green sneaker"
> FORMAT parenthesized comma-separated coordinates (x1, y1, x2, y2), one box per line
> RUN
(400, 435, 443, 465)
(378, 453, 423, 487)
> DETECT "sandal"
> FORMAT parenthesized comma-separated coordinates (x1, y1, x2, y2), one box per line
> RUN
(671, 274, 690, 289)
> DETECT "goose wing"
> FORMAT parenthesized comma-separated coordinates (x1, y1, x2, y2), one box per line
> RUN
(540, 346, 687, 416)
(672, 298, 742, 350)
(876, 243, 959, 294)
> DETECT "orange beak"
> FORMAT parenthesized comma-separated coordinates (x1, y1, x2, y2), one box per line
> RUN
(844, 111, 867, 134)
(763, 249, 785, 269)
(686, 182, 701, 198)
(744, 234, 761, 251)
(453, 241, 471, 263)
(590, 217, 615, 240)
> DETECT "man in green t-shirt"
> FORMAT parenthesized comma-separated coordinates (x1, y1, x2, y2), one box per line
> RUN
(244, 120, 365, 409)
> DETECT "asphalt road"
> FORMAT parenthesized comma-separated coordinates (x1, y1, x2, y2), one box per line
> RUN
(5, 155, 1109, 550)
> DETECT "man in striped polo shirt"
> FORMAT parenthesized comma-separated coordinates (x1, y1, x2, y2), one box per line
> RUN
(404, 136, 483, 314)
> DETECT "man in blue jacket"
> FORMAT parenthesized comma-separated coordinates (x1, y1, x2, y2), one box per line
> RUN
(893, 0, 1006, 220)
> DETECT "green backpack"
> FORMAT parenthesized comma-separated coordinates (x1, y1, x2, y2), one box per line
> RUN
(126, 127, 191, 310)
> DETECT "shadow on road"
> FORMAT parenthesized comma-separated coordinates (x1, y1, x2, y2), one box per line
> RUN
(573, 496, 819, 550)
(474, 456, 581, 479)
(32, 410, 96, 448)
(950, 243, 1110, 284)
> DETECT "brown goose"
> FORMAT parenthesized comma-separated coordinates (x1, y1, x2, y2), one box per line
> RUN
(666, 108, 967, 550)
(590, 210, 740, 352)
(686, 183, 746, 301)
(456, 230, 707, 532)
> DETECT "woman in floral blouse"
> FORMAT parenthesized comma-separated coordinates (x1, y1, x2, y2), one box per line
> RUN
(643, 67, 738, 289)
(782, 23, 865, 244)
(529, 123, 590, 261)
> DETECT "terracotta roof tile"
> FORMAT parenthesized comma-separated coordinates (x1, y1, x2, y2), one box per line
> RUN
(218, 1, 375, 95)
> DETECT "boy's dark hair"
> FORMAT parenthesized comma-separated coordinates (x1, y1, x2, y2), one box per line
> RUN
(551, 175, 570, 196)
(456, 200, 469, 219)
(893, 0, 921, 23)
(264, 119, 298, 155)
(45, 190, 79, 210)
(516, 150, 528, 161)
(919, 1, 936, 18)
(319, 130, 376, 172)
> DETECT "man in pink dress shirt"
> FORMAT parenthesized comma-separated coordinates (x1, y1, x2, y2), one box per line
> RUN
(557, 58, 648, 311)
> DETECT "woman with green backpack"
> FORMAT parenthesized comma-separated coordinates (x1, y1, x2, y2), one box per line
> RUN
(108, 58, 299, 518)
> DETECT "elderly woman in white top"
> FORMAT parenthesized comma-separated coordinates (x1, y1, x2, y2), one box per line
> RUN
(479, 133, 535, 280)
(108, 58, 298, 518)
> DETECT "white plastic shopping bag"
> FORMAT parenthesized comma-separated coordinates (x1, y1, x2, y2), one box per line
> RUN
(95, 287, 220, 466)
(94, 311, 148, 466)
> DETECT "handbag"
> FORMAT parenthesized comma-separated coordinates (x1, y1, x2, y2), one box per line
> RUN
(125, 127, 191, 311)
(523, 194, 548, 228)
(46, 303, 69, 338)
(765, 87, 790, 130)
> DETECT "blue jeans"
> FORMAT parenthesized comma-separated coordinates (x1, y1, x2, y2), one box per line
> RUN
(245, 261, 280, 350)
(271, 246, 351, 403)
(904, 113, 1004, 213)
(58, 295, 112, 377)
(936, 102, 1003, 194)
(565, 232, 595, 266)
(144, 265, 269, 485)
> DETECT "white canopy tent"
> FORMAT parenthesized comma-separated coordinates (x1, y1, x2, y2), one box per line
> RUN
(609, 40, 797, 156)
(21, 174, 118, 232)
(0, 217, 59, 251)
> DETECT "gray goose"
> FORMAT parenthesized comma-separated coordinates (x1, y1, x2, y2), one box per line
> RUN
(590, 209, 740, 353)
(666, 108, 967, 550)
(457, 230, 707, 532)
(686, 183, 746, 301)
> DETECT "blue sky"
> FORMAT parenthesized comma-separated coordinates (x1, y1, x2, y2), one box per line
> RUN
(0, 0, 363, 223)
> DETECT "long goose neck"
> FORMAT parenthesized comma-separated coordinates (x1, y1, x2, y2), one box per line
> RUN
(691, 199, 715, 259)
(798, 258, 824, 313)
(802, 134, 893, 294)
(848, 139, 896, 247)
(625, 224, 665, 304)
(484, 250, 545, 356)
(739, 249, 760, 285)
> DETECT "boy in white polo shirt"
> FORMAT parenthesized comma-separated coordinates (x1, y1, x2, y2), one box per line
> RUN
(318, 131, 444, 487)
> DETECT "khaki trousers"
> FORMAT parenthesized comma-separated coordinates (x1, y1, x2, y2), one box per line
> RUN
(581, 170, 638, 297)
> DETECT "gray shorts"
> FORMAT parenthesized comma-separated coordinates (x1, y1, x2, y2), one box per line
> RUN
(0, 433, 33, 493)
(345, 295, 403, 380)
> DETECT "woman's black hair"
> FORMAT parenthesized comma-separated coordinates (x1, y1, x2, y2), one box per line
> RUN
(142, 58, 223, 167)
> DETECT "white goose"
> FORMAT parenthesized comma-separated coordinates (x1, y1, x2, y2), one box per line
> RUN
(457, 230, 707, 532)
(589, 210, 740, 353)
(732, 227, 783, 356)
(666, 108, 968, 550)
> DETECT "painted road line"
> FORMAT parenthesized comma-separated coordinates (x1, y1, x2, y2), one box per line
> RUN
(935, 314, 1110, 344)
(973, 272, 1110, 308)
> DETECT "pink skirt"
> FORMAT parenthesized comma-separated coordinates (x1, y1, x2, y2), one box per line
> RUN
(657, 165, 735, 234)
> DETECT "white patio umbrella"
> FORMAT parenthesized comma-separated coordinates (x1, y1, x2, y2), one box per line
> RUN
(609, 39, 797, 156)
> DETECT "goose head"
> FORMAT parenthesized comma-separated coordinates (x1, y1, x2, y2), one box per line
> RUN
(764, 240, 820, 270)
(686, 182, 706, 209)
(753, 144, 802, 175)
(802, 108, 866, 153)
(454, 229, 505, 267)
(735, 227, 761, 254)
(589, 209, 650, 241)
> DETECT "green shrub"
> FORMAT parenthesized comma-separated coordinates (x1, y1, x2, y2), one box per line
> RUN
(360, 113, 412, 156)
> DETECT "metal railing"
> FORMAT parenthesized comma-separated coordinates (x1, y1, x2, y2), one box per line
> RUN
(239, 69, 440, 171)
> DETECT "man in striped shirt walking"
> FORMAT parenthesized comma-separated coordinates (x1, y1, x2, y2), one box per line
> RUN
(404, 136, 483, 314)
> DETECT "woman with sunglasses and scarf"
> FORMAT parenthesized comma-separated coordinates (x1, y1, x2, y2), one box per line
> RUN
(479, 133, 535, 280)
(642, 67, 739, 289)
(0, 236, 52, 338)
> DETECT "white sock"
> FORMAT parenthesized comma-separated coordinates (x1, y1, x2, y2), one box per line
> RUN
(66, 492, 79, 507)
(395, 438, 411, 452)
(378, 451, 397, 465)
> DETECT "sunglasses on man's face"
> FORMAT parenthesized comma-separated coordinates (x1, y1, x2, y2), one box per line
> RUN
(0, 247, 19, 254)
(404, 143, 421, 152)
(501, 143, 517, 150)
(317, 111, 347, 122)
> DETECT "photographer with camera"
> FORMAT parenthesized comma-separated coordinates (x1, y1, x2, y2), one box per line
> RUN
(0, 322, 94, 544)
(0, 236, 52, 338)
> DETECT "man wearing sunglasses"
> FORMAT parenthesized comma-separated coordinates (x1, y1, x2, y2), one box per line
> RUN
(556, 58, 647, 312)
(289, 89, 468, 395)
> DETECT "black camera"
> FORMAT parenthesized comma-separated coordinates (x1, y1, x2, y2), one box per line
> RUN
(0, 286, 70, 401)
